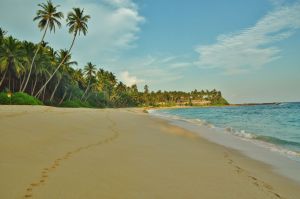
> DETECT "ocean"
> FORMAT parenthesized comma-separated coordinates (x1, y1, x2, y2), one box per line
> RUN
(150, 102, 300, 163)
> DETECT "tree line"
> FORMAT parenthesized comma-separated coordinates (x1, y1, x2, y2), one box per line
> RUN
(0, 0, 228, 107)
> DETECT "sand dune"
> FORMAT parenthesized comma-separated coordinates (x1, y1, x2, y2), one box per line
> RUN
(0, 105, 299, 199)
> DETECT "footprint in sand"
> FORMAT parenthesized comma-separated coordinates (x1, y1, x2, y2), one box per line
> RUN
(23, 113, 119, 198)
(223, 152, 284, 199)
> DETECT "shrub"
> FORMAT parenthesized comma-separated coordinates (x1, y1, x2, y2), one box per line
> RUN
(60, 100, 91, 108)
(0, 92, 43, 105)
(0, 92, 10, 104)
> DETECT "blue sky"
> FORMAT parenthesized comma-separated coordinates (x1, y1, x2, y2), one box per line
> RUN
(0, 0, 300, 103)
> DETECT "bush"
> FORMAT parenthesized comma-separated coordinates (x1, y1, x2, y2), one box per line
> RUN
(0, 92, 43, 105)
(86, 92, 107, 108)
(60, 100, 91, 108)
(0, 92, 10, 104)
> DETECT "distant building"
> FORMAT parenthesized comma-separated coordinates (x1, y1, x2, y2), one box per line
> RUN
(191, 100, 211, 106)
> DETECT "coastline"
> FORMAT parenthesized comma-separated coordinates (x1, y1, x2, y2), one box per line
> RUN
(143, 102, 283, 111)
(149, 107, 300, 183)
(0, 105, 299, 198)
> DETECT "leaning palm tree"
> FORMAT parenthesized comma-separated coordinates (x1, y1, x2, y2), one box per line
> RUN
(35, 7, 90, 97)
(22, 0, 63, 92)
(49, 49, 77, 102)
(81, 62, 96, 100)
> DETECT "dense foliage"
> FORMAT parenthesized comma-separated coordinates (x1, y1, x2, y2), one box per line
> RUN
(0, 92, 42, 105)
(0, 0, 229, 108)
(140, 88, 229, 107)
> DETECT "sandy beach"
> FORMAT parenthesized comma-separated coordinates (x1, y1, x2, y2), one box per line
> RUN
(0, 106, 299, 199)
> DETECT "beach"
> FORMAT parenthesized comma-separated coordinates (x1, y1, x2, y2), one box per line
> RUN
(0, 106, 300, 199)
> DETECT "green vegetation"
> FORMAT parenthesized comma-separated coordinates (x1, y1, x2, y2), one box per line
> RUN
(60, 100, 90, 108)
(0, 92, 42, 105)
(140, 88, 229, 107)
(0, 0, 229, 108)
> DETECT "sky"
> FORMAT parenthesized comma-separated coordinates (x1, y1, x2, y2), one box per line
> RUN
(0, 0, 300, 103)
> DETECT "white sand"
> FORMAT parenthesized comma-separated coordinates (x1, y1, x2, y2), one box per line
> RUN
(0, 105, 299, 199)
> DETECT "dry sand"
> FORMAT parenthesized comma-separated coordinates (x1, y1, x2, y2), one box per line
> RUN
(0, 105, 299, 199)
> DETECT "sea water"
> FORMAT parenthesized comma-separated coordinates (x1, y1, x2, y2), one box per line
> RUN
(150, 103, 300, 163)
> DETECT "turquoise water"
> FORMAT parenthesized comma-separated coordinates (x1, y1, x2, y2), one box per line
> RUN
(151, 103, 300, 161)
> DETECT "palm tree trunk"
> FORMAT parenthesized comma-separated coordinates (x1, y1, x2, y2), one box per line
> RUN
(9, 71, 11, 91)
(12, 79, 15, 92)
(50, 78, 61, 102)
(68, 91, 72, 101)
(58, 90, 67, 105)
(36, 79, 46, 99)
(81, 79, 90, 101)
(84, 93, 91, 102)
(19, 74, 27, 92)
(35, 32, 77, 97)
(22, 22, 49, 92)
(30, 80, 33, 94)
(42, 85, 46, 101)
(0, 70, 7, 87)
(19, 78, 21, 91)
(31, 74, 38, 95)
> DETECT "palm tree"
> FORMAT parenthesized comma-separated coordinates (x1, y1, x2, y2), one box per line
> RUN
(22, 0, 63, 92)
(35, 7, 90, 97)
(33, 46, 52, 97)
(0, 28, 7, 88)
(81, 62, 96, 100)
(20, 41, 36, 91)
(0, 27, 7, 43)
(32, 56, 51, 96)
(49, 49, 77, 102)
(73, 68, 85, 88)
(106, 72, 117, 100)
(0, 36, 25, 90)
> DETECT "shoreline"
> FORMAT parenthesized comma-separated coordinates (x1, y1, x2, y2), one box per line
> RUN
(149, 107, 300, 184)
(143, 102, 285, 112)
(1, 105, 299, 198)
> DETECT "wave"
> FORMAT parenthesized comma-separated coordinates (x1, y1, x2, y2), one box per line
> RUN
(224, 127, 300, 148)
(149, 109, 300, 159)
(255, 135, 300, 148)
(221, 127, 300, 158)
(227, 129, 300, 157)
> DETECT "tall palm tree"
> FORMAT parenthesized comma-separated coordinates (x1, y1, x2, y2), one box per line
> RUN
(35, 7, 90, 97)
(32, 55, 51, 96)
(81, 62, 96, 100)
(20, 41, 36, 91)
(0, 37, 25, 89)
(49, 49, 77, 102)
(22, 0, 63, 92)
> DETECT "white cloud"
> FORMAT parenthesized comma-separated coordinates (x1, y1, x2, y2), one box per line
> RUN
(62, 0, 145, 64)
(119, 71, 144, 86)
(112, 54, 189, 89)
(269, 0, 285, 7)
(103, 0, 137, 9)
(170, 62, 191, 68)
(0, 0, 144, 65)
(195, 1, 300, 74)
